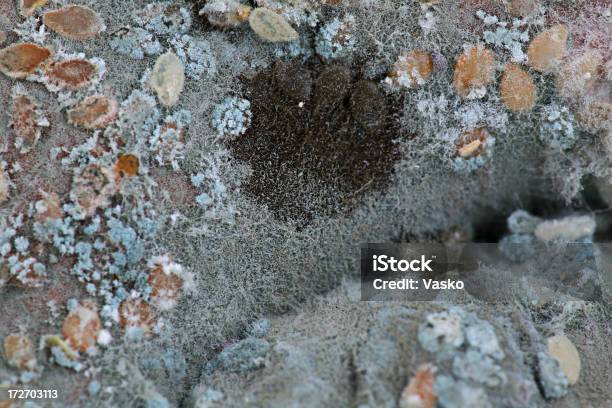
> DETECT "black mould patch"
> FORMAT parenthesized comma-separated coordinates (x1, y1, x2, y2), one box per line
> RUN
(228, 60, 402, 227)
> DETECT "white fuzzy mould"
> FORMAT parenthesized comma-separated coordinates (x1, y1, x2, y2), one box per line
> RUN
(97, 330, 113, 346)
(534, 215, 596, 242)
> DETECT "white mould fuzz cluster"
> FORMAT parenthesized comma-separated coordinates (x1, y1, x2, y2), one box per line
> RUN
(149, 110, 192, 170)
(0, 57, 194, 331)
(190, 151, 238, 225)
(315, 15, 356, 60)
(254, 0, 319, 27)
(13, 16, 49, 44)
(0, 212, 47, 289)
(170, 35, 217, 80)
(133, 2, 192, 36)
(111, 1, 192, 60)
(117, 90, 161, 139)
(418, 1, 439, 35)
(481, 25, 530, 63)
(417, 308, 508, 406)
(539, 104, 578, 150)
(200, 0, 251, 28)
(211, 97, 252, 137)
(110, 27, 162, 60)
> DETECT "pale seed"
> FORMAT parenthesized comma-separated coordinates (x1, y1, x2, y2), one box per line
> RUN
(547, 335, 581, 385)
(150, 52, 185, 107)
(576, 80, 611, 133)
(249, 8, 298, 43)
(35, 190, 63, 222)
(556, 50, 602, 98)
(527, 24, 569, 73)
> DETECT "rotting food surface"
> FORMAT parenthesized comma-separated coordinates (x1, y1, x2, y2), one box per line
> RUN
(229, 60, 402, 226)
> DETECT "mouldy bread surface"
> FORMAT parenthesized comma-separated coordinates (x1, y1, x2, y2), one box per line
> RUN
(0, 0, 611, 406)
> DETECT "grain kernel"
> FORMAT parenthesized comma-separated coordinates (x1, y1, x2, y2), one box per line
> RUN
(500, 63, 536, 112)
(62, 300, 102, 353)
(453, 45, 495, 98)
(43, 5, 105, 40)
(527, 25, 568, 73)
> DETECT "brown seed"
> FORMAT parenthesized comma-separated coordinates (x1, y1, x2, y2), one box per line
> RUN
(19, 0, 48, 17)
(576, 80, 611, 132)
(35, 190, 63, 222)
(114, 154, 139, 178)
(507, 0, 538, 17)
(148, 256, 186, 311)
(455, 128, 490, 158)
(0, 169, 8, 204)
(387, 50, 434, 88)
(3, 333, 36, 371)
(67, 95, 118, 130)
(119, 298, 157, 334)
(45, 59, 98, 89)
(0, 31, 6, 45)
(453, 45, 495, 97)
(500, 63, 536, 112)
(399, 363, 437, 408)
(10, 88, 48, 154)
(0, 43, 51, 79)
(556, 51, 602, 98)
(62, 300, 101, 353)
(527, 24, 569, 73)
(70, 164, 117, 216)
(43, 5, 105, 40)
